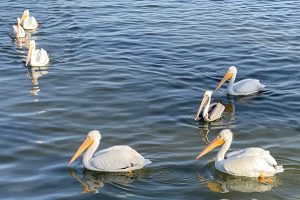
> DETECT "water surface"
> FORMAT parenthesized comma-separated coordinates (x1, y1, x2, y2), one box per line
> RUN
(0, 0, 300, 199)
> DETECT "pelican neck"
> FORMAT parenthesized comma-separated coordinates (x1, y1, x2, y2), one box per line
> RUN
(216, 138, 232, 161)
(82, 139, 100, 170)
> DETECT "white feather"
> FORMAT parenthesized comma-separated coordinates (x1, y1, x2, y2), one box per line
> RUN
(216, 66, 265, 96)
(70, 130, 151, 172)
(10, 25, 25, 38)
(231, 79, 265, 95)
(22, 16, 38, 30)
(91, 145, 151, 172)
(195, 91, 224, 122)
(27, 41, 49, 67)
(219, 148, 281, 177)
(198, 130, 284, 178)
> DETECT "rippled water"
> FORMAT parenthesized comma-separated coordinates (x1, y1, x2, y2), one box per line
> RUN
(1, 0, 300, 199)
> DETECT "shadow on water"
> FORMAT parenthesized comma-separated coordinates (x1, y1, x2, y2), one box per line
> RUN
(68, 168, 151, 194)
(26, 66, 49, 97)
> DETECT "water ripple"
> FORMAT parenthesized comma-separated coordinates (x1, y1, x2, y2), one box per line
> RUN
(0, 0, 299, 200)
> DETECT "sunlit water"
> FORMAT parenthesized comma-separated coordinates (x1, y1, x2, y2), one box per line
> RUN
(0, 0, 300, 199)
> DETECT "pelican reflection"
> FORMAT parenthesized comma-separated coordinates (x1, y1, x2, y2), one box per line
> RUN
(19, 37, 31, 49)
(69, 168, 150, 194)
(197, 171, 278, 193)
(11, 32, 31, 49)
(27, 66, 48, 96)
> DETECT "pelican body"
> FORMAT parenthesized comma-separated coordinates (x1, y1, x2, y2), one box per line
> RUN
(195, 91, 225, 122)
(196, 130, 284, 181)
(69, 130, 151, 172)
(20, 9, 38, 30)
(10, 18, 25, 39)
(26, 40, 49, 67)
(215, 66, 265, 96)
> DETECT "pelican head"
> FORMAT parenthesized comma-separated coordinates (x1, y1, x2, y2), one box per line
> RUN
(68, 130, 101, 166)
(15, 17, 22, 39)
(88, 130, 101, 141)
(195, 90, 213, 121)
(17, 17, 21, 26)
(196, 129, 232, 159)
(21, 9, 30, 23)
(215, 66, 237, 91)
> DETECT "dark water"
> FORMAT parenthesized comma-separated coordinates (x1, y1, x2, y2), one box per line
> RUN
(1, 0, 300, 199)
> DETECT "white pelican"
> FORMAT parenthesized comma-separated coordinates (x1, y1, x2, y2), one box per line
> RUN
(68, 130, 151, 172)
(196, 129, 284, 183)
(20, 9, 38, 30)
(10, 18, 25, 39)
(195, 90, 225, 122)
(215, 66, 265, 95)
(26, 40, 49, 67)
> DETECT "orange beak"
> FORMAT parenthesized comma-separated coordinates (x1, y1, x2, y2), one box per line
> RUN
(195, 136, 224, 160)
(20, 13, 27, 24)
(68, 136, 93, 166)
(214, 71, 233, 91)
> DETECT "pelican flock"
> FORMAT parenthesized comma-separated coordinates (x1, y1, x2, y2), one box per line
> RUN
(20, 9, 38, 30)
(196, 129, 284, 183)
(215, 66, 265, 95)
(10, 9, 50, 96)
(26, 40, 49, 67)
(8, 9, 287, 187)
(68, 130, 151, 172)
(195, 90, 225, 122)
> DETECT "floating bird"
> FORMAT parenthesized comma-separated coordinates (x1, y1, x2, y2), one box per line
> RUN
(20, 9, 38, 30)
(215, 66, 265, 95)
(196, 129, 284, 183)
(68, 130, 151, 172)
(26, 40, 49, 67)
(10, 18, 25, 39)
(195, 90, 225, 122)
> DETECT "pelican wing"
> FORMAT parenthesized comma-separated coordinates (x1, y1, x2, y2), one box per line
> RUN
(226, 148, 277, 166)
(23, 16, 38, 29)
(34, 48, 49, 66)
(208, 103, 225, 121)
(222, 157, 276, 177)
(90, 145, 151, 172)
(219, 148, 282, 177)
(233, 79, 264, 94)
(10, 25, 18, 38)
(10, 25, 25, 38)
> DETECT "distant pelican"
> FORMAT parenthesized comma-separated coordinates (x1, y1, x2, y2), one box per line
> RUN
(20, 9, 38, 30)
(26, 40, 49, 67)
(10, 18, 25, 39)
(196, 129, 284, 183)
(68, 130, 151, 172)
(215, 66, 265, 95)
(195, 90, 225, 122)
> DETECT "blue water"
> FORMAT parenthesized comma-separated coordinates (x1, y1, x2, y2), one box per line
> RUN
(0, 0, 300, 199)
